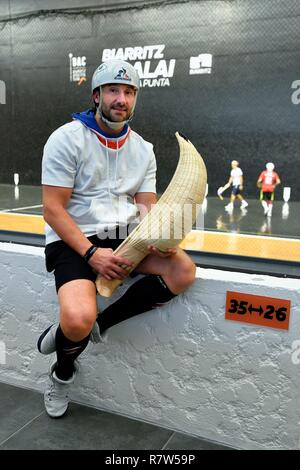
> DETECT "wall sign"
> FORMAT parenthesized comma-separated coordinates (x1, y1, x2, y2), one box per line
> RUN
(189, 53, 213, 75)
(102, 45, 176, 88)
(68, 53, 87, 85)
(225, 291, 291, 330)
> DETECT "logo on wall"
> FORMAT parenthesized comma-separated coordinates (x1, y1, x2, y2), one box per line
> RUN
(69, 53, 87, 85)
(102, 45, 176, 88)
(0, 80, 6, 104)
(189, 54, 213, 75)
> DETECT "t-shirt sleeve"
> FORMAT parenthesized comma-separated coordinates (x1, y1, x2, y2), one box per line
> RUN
(136, 149, 157, 193)
(41, 128, 77, 188)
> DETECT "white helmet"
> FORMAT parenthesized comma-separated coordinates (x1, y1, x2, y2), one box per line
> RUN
(92, 59, 140, 130)
(266, 162, 275, 171)
(92, 59, 140, 92)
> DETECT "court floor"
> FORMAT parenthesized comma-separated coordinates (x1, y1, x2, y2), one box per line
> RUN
(0, 184, 299, 262)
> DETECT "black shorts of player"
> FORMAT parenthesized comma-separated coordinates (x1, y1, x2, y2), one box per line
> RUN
(45, 226, 131, 293)
(231, 185, 240, 196)
(262, 191, 274, 201)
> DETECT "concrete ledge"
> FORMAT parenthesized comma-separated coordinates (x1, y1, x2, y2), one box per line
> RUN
(0, 242, 300, 449)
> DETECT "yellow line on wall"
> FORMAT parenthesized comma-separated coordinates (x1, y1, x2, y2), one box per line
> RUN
(0, 213, 299, 263)
(0, 213, 45, 235)
(180, 230, 300, 262)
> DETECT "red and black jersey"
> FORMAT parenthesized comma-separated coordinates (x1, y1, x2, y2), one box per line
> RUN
(258, 170, 280, 192)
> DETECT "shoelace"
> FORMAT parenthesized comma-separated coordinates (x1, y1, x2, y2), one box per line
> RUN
(48, 381, 69, 400)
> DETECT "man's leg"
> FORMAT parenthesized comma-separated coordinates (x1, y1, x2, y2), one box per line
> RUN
(269, 192, 275, 216)
(44, 279, 97, 418)
(137, 247, 196, 294)
(266, 193, 274, 217)
(261, 192, 269, 215)
(55, 279, 97, 380)
(225, 191, 234, 211)
(238, 194, 248, 208)
(97, 248, 195, 334)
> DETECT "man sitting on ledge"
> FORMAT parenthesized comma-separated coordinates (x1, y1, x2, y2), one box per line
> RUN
(38, 59, 196, 418)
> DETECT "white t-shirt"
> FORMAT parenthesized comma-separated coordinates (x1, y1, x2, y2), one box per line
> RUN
(42, 119, 156, 244)
(231, 167, 243, 186)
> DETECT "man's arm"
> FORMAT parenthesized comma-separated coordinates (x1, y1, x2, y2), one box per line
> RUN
(222, 176, 233, 191)
(239, 175, 244, 190)
(43, 185, 132, 280)
(43, 185, 91, 256)
(257, 172, 263, 188)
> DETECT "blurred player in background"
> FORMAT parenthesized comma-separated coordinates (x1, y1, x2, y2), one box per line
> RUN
(257, 162, 281, 217)
(217, 160, 248, 212)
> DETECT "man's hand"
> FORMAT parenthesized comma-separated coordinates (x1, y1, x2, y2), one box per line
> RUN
(148, 245, 177, 258)
(88, 247, 133, 280)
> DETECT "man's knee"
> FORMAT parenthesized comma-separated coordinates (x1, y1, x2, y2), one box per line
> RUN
(178, 259, 196, 289)
(166, 257, 196, 293)
(60, 306, 96, 339)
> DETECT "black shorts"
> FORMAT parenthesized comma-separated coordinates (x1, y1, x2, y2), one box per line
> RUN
(45, 227, 129, 293)
(261, 191, 274, 201)
(231, 185, 240, 196)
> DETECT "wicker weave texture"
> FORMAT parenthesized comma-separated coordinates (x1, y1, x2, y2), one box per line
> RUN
(96, 132, 207, 297)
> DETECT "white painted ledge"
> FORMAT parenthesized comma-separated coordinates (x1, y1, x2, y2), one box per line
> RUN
(0, 242, 300, 449)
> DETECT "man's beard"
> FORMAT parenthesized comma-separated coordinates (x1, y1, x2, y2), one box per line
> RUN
(103, 105, 130, 122)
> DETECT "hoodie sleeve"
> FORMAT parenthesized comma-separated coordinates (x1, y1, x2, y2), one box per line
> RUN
(136, 149, 157, 193)
(42, 126, 77, 188)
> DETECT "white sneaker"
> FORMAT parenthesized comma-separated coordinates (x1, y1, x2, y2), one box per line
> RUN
(38, 321, 106, 355)
(241, 200, 248, 209)
(37, 324, 57, 354)
(225, 203, 233, 212)
(89, 321, 108, 344)
(44, 361, 79, 418)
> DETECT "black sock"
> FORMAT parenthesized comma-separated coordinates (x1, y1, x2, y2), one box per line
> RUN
(55, 325, 90, 381)
(97, 275, 176, 334)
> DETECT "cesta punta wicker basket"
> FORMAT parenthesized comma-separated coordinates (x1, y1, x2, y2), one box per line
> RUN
(96, 132, 207, 297)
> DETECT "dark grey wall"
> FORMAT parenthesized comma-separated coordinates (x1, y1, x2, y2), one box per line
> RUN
(1, 0, 300, 199)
